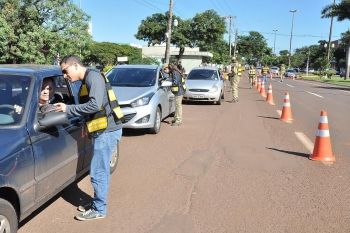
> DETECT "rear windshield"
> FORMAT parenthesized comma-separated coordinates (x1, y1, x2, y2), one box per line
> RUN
(0, 74, 31, 126)
(187, 69, 218, 80)
(106, 67, 157, 87)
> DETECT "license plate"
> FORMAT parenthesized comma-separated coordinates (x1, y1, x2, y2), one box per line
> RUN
(193, 95, 204, 99)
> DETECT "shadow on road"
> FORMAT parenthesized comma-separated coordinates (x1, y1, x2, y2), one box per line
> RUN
(257, 115, 280, 120)
(267, 147, 309, 158)
(61, 182, 92, 208)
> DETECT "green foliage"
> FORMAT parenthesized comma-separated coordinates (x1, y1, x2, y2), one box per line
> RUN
(85, 42, 157, 68)
(236, 31, 271, 63)
(135, 10, 226, 63)
(0, 0, 92, 64)
(321, 0, 350, 21)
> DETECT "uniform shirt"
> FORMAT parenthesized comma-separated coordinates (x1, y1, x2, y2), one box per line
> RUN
(171, 70, 185, 96)
(262, 67, 269, 75)
(66, 69, 122, 132)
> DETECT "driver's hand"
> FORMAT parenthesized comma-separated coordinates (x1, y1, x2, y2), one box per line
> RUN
(54, 103, 67, 112)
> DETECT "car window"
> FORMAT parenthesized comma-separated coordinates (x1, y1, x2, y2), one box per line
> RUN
(0, 74, 31, 126)
(187, 69, 217, 80)
(107, 68, 157, 87)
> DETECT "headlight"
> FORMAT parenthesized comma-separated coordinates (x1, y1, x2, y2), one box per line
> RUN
(131, 93, 154, 108)
(209, 85, 219, 93)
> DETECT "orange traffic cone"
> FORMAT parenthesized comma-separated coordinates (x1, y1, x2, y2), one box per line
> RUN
(257, 78, 261, 92)
(310, 110, 335, 162)
(265, 83, 275, 105)
(260, 81, 266, 98)
(280, 92, 293, 123)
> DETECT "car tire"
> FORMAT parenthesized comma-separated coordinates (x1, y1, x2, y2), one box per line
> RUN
(221, 90, 224, 99)
(149, 107, 161, 134)
(0, 199, 18, 233)
(216, 93, 222, 105)
(110, 142, 120, 174)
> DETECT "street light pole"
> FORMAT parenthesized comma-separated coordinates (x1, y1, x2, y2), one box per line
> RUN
(273, 29, 278, 55)
(164, 0, 174, 64)
(288, 9, 297, 68)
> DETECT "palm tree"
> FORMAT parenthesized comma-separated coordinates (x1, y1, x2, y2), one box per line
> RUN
(322, 0, 350, 78)
(321, 0, 350, 20)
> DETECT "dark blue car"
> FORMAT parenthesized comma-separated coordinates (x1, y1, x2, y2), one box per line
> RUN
(0, 65, 119, 232)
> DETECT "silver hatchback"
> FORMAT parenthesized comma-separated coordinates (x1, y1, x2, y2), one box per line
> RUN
(106, 65, 175, 134)
(183, 66, 224, 105)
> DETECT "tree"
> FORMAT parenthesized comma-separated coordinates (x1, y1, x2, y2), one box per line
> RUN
(236, 31, 271, 64)
(84, 42, 158, 68)
(0, 0, 92, 64)
(322, 0, 350, 78)
(135, 10, 226, 63)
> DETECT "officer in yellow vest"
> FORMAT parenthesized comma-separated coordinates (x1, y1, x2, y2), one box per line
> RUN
(55, 55, 123, 221)
(229, 57, 243, 103)
(163, 63, 186, 126)
(261, 65, 270, 83)
(248, 65, 256, 88)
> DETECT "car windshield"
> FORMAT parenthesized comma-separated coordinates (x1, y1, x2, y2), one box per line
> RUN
(0, 74, 31, 126)
(287, 69, 295, 73)
(187, 69, 218, 80)
(107, 67, 157, 87)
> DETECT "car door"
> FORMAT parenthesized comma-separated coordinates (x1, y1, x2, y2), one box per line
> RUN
(159, 70, 175, 116)
(29, 75, 86, 203)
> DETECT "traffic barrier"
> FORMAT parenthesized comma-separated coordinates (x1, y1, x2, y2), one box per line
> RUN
(260, 81, 266, 98)
(265, 83, 275, 105)
(310, 110, 335, 162)
(280, 92, 293, 123)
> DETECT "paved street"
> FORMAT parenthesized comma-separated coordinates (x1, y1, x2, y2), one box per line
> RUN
(19, 75, 350, 233)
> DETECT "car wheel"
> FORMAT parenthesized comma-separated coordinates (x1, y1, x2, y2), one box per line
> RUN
(0, 199, 18, 233)
(149, 107, 161, 134)
(216, 94, 222, 105)
(110, 142, 120, 174)
(221, 90, 224, 99)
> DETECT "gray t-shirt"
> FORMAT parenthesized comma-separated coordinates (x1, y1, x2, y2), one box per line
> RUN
(66, 69, 122, 132)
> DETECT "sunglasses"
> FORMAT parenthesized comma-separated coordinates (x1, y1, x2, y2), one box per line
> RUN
(62, 64, 74, 74)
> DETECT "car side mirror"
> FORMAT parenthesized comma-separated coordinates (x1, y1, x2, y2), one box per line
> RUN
(37, 112, 69, 130)
(161, 81, 173, 87)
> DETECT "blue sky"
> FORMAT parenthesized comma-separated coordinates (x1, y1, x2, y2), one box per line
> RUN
(76, 0, 349, 54)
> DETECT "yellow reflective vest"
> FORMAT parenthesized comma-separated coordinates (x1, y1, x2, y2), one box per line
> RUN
(79, 71, 124, 133)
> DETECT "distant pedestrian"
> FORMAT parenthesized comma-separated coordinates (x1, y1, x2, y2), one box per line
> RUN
(280, 64, 286, 82)
(55, 55, 123, 221)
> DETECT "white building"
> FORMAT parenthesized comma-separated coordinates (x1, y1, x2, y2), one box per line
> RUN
(142, 45, 213, 74)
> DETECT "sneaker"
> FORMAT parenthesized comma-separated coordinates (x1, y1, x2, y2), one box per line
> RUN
(171, 121, 181, 126)
(77, 203, 91, 212)
(75, 209, 106, 221)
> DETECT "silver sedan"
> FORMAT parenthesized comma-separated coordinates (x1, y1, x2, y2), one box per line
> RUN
(183, 67, 224, 105)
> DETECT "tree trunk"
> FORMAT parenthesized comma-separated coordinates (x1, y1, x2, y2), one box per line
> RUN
(177, 47, 185, 62)
(345, 44, 350, 80)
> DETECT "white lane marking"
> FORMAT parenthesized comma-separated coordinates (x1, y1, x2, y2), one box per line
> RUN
(276, 110, 281, 116)
(295, 132, 314, 153)
(306, 91, 324, 98)
(341, 90, 350, 94)
(286, 84, 294, 88)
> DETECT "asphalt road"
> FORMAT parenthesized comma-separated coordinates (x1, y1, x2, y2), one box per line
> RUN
(19, 75, 350, 233)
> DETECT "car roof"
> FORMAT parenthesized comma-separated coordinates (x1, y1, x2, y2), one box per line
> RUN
(190, 66, 218, 71)
(0, 64, 62, 77)
(113, 64, 159, 69)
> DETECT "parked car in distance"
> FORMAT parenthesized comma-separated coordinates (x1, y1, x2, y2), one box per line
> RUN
(285, 69, 297, 78)
(270, 66, 279, 76)
(106, 65, 175, 134)
(183, 66, 224, 105)
(0, 65, 119, 233)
